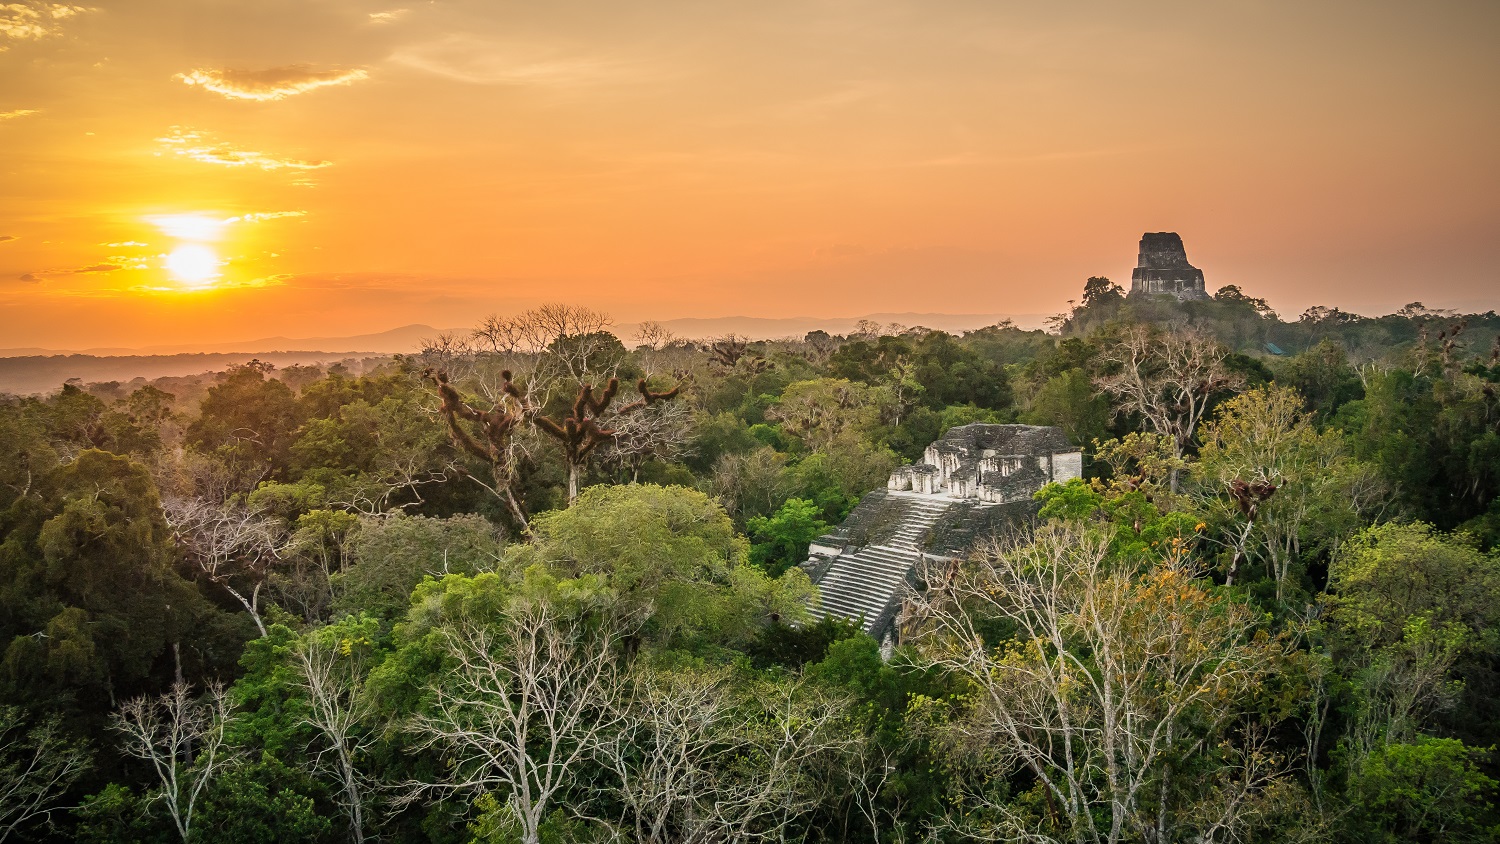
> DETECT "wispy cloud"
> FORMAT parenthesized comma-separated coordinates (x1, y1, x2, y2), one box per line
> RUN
(176, 65, 369, 101)
(230, 211, 305, 223)
(390, 36, 642, 87)
(0, 3, 93, 49)
(20, 261, 123, 281)
(157, 127, 332, 171)
(368, 9, 408, 25)
(0, 109, 37, 120)
(147, 211, 305, 241)
(0, 235, 16, 243)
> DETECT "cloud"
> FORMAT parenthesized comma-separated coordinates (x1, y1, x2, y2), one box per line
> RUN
(229, 211, 305, 223)
(176, 65, 369, 101)
(17, 272, 39, 282)
(20, 261, 122, 281)
(368, 9, 408, 24)
(390, 36, 639, 87)
(102, 240, 147, 247)
(0, 109, 37, 120)
(0, 3, 92, 48)
(147, 211, 304, 241)
(0, 235, 15, 243)
(157, 127, 332, 171)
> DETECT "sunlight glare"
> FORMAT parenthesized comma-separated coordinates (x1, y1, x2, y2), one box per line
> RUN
(148, 213, 229, 241)
(165, 244, 222, 287)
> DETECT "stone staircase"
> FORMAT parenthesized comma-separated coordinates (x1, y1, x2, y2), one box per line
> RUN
(806, 494, 954, 634)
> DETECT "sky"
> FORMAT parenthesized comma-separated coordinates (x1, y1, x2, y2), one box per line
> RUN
(1, 0, 1496, 349)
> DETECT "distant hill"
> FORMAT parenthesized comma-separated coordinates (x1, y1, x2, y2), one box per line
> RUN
(0, 352, 394, 397)
(623, 312, 1048, 341)
(0, 313, 1048, 394)
(0, 324, 450, 357)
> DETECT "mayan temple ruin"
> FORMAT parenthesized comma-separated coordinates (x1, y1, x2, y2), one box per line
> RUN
(801, 424, 1081, 642)
(1129, 231, 1210, 300)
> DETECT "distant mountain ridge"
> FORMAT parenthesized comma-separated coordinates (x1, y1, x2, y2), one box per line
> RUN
(0, 312, 1048, 359)
(0, 324, 451, 357)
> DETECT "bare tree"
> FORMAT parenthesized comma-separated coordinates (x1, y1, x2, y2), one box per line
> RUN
(112, 682, 235, 844)
(398, 591, 644, 844)
(534, 377, 683, 502)
(470, 304, 619, 395)
(426, 305, 684, 513)
(708, 335, 750, 369)
(424, 368, 534, 528)
(599, 399, 694, 484)
(903, 521, 1292, 844)
(0, 708, 91, 842)
(162, 496, 293, 637)
(1094, 326, 1245, 487)
(292, 630, 379, 844)
(594, 665, 861, 844)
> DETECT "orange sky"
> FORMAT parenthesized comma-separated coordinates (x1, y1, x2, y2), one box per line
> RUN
(2, 0, 1497, 349)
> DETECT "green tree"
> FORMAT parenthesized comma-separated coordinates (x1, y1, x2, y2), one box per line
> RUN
(510, 484, 814, 647)
(333, 513, 503, 622)
(1, 451, 242, 715)
(1344, 737, 1500, 843)
(746, 498, 829, 577)
(186, 362, 303, 481)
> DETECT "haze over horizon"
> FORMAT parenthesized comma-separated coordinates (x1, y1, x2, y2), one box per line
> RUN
(3, 0, 1496, 350)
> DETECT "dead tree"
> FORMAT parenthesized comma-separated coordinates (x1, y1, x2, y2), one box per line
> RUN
(1094, 326, 1245, 490)
(0, 709, 91, 842)
(162, 497, 292, 638)
(709, 335, 750, 369)
(425, 368, 534, 529)
(112, 682, 234, 844)
(534, 378, 681, 504)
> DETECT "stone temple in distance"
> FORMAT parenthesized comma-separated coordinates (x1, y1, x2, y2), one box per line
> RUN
(1129, 231, 1209, 300)
(801, 424, 1082, 643)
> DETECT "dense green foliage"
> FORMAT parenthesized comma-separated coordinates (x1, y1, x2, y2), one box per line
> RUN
(0, 290, 1497, 842)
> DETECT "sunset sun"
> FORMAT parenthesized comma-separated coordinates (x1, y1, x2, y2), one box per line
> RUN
(164, 243, 221, 287)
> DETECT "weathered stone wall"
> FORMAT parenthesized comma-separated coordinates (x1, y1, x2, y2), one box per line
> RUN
(1129, 231, 1209, 300)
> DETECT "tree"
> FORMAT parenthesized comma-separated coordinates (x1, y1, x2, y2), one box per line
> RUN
(1324, 523, 1500, 762)
(1094, 325, 1245, 484)
(595, 663, 862, 844)
(511, 484, 814, 646)
(905, 521, 1295, 843)
(332, 512, 503, 621)
(162, 496, 294, 637)
(532, 377, 682, 504)
(1, 450, 231, 714)
(0, 707, 91, 842)
(395, 572, 642, 844)
(185, 362, 302, 479)
(1344, 737, 1500, 843)
(1020, 368, 1112, 449)
(424, 368, 534, 528)
(1081, 276, 1124, 309)
(1195, 385, 1385, 599)
(290, 617, 383, 844)
(112, 682, 236, 843)
(747, 498, 830, 577)
(767, 378, 887, 452)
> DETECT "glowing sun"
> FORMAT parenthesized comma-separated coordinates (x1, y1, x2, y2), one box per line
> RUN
(165, 244, 222, 287)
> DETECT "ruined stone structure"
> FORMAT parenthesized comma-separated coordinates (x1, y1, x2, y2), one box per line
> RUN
(802, 424, 1081, 640)
(1129, 232, 1209, 300)
(888, 424, 1082, 502)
